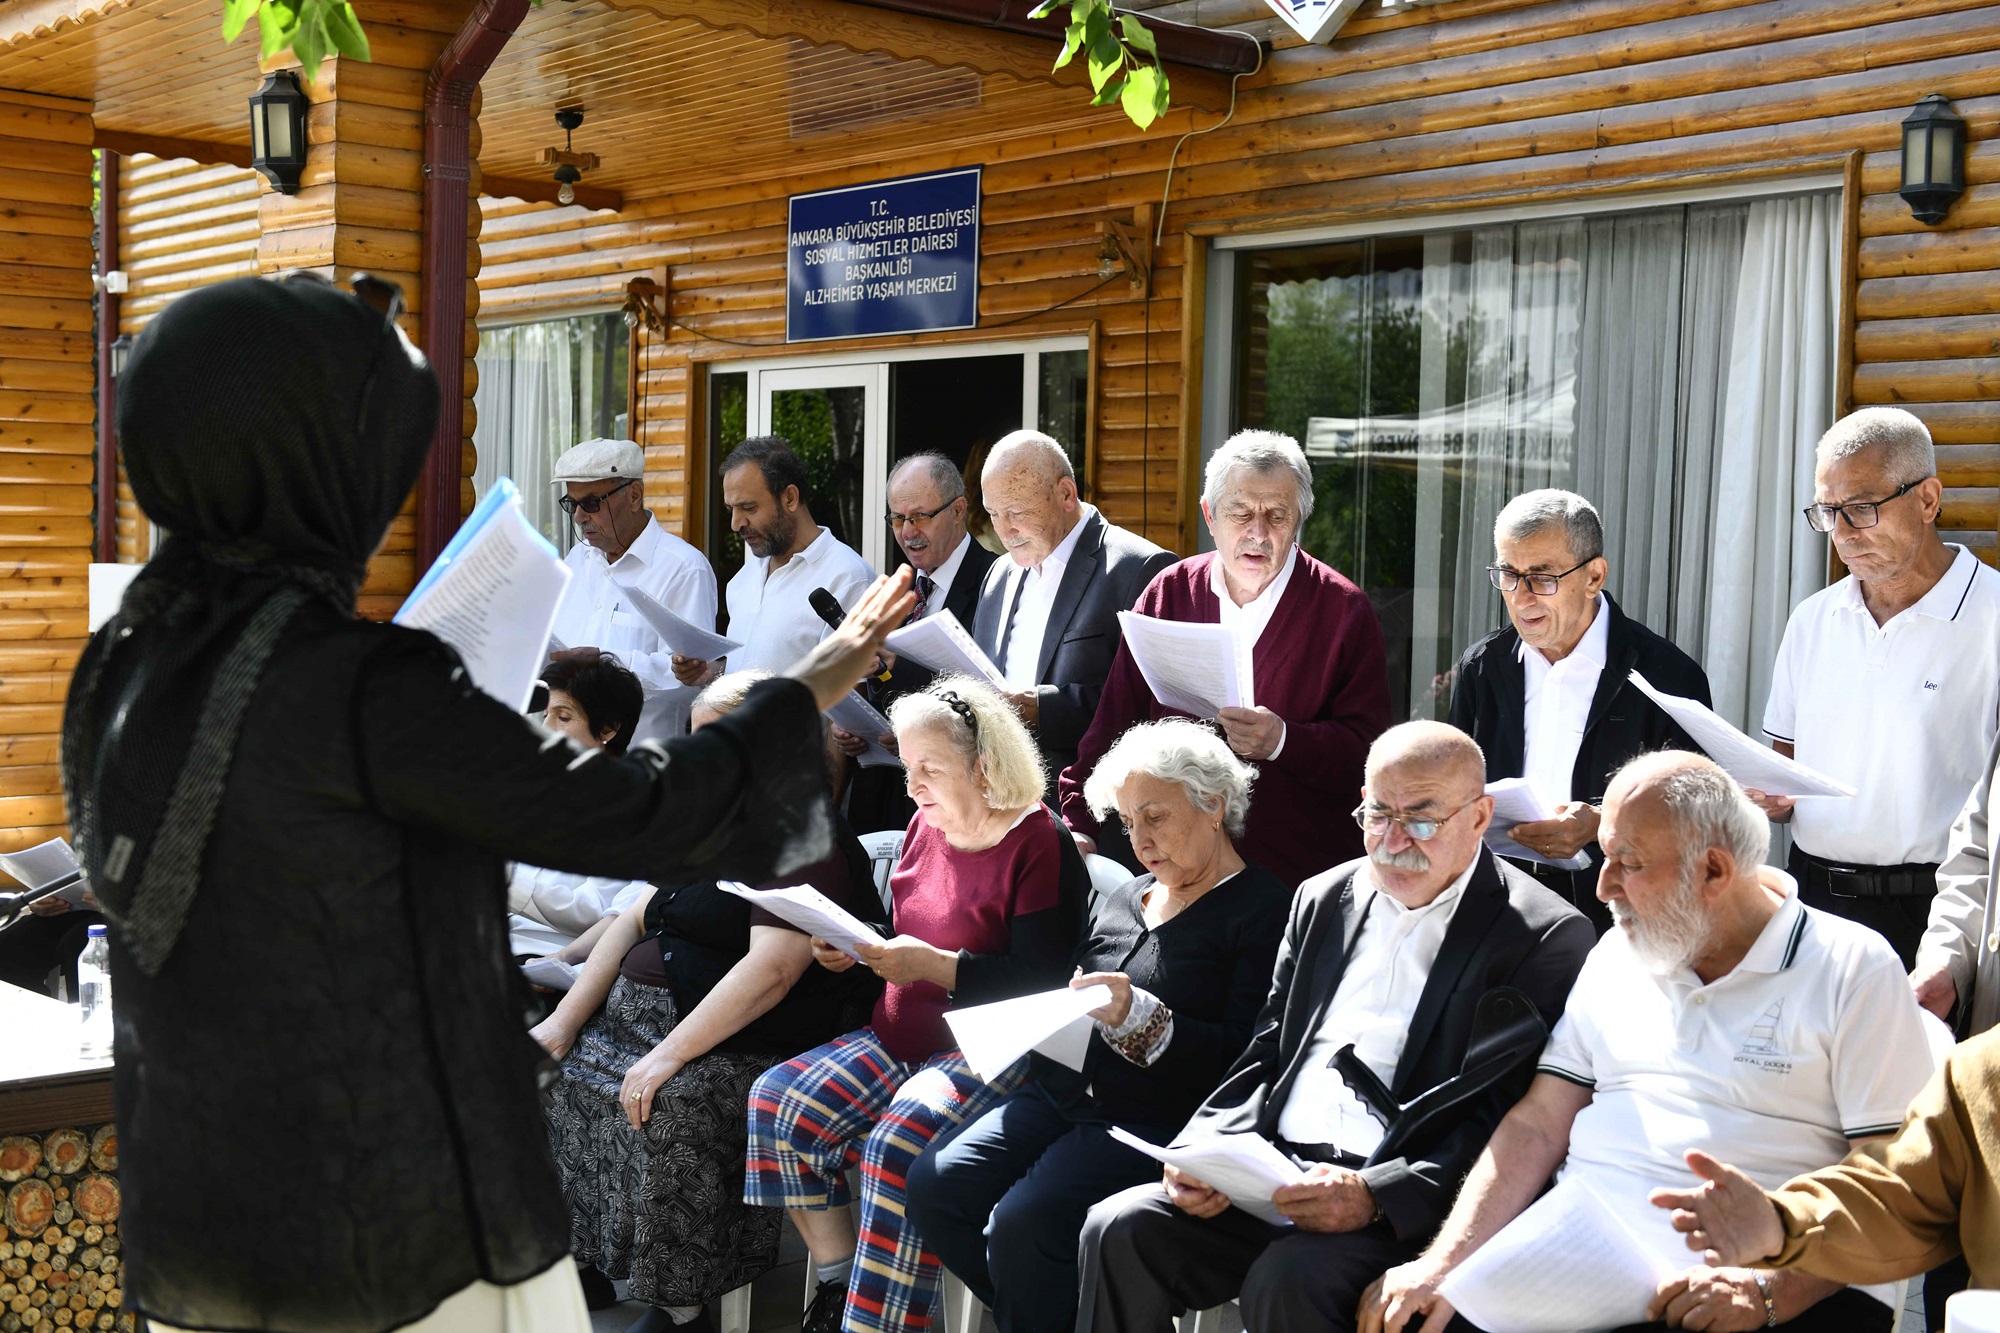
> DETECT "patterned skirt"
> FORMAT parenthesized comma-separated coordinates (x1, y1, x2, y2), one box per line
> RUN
(544, 976, 784, 1308)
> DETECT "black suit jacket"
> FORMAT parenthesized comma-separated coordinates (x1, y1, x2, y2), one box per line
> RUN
(971, 509, 1174, 782)
(1179, 850, 1593, 1243)
(1447, 591, 1712, 809)
(881, 536, 1000, 698)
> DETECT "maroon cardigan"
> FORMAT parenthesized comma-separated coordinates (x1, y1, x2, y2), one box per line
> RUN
(1057, 550, 1390, 889)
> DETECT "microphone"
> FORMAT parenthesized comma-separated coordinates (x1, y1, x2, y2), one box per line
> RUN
(810, 587, 893, 685)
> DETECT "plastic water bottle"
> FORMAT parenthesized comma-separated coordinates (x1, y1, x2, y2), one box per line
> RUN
(76, 924, 112, 1060)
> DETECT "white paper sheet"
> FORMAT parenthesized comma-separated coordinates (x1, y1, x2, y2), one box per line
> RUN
(944, 983, 1113, 1082)
(620, 584, 742, 662)
(883, 610, 1005, 685)
(1627, 672, 1856, 798)
(1108, 1129, 1306, 1227)
(716, 881, 886, 961)
(87, 562, 143, 634)
(520, 957, 577, 991)
(0, 837, 88, 907)
(396, 480, 573, 711)
(1115, 612, 1252, 718)
(825, 691, 902, 769)
(1438, 1174, 1685, 1333)
(1483, 777, 1592, 871)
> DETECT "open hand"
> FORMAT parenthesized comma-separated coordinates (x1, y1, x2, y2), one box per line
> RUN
(1649, 1150, 1785, 1267)
(619, 1045, 686, 1131)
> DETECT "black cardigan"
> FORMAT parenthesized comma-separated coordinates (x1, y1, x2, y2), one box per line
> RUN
(1036, 864, 1291, 1133)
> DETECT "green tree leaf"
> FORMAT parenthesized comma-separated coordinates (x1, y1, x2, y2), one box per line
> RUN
(1052, 17, 1084, 71)
(220, 0, 261, 44)
(1090, 75, 1127, 106)
(289, 2, 328, 81)
(1117, 12, 1159, 59)
(321, 0, 370, 60)
(1119, 61, 1164, 128)
(1027, 0, 1062, 16)
(1086, 26, 1124, 92)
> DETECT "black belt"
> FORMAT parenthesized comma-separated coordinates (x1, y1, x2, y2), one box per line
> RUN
(1789, 845, 1938, 899)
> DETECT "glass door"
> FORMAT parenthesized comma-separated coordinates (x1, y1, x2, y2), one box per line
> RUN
(750, 363, 889, 569)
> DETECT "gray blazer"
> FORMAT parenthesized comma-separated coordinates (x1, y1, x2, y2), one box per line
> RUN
(972, 508, 1173, 782)
(1923, 728, 2000, 1037)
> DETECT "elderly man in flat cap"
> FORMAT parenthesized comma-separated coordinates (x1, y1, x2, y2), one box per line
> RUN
(547, 438, 718, 739)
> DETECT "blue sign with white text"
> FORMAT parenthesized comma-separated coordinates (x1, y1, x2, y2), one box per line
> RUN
(787, 168, 981, 343)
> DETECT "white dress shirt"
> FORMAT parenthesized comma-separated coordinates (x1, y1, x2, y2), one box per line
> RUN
(504, 864, 649, 956)
(1518, 593, 1609, 807)
(1764, 545, 2000, 865)
(724, 526, 877, 676)
(1210, 544, 1299, 758)
(914, 531, 973, 619)
(550, 514, 717, 693)
(1275, 856, 1476, 1155)
(1001, 504, 1096, 687)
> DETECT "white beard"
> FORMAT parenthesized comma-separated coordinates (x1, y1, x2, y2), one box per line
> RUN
(1611, 865, 1710, 975)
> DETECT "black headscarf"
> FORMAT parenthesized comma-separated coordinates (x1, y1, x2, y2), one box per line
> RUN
(61, 274, 440, 974)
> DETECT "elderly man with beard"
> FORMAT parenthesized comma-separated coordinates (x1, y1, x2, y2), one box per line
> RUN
(1363, 752, 1937, 1333)
(672, 435, 876, 686)
(1060, 429, 1391, 887)
(1075, 722, 1591, 1333)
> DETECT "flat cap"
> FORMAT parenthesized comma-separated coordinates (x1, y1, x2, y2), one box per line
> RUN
(553, 437, 645, 484)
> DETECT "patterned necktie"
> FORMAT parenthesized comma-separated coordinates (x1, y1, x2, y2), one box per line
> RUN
(913, 572, 936, 621)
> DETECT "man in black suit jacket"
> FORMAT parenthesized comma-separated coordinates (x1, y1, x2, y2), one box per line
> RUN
(1448, 489, 1710, 931)
(972, 430, 1174, 797)
(1078, 722, 1593, 1333)
(838, 451, 1000, 832)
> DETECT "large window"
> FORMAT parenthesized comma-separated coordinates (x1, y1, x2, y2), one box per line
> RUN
(472, 313, 630, 553)
(1226, 191, 1838, 729)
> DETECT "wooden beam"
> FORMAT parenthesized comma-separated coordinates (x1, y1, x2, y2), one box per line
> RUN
(92, 127, 251, 169)
(598, 0, 1232, 112)
(479, 172, 623, 212)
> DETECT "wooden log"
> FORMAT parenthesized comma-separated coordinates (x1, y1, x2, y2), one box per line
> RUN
(1902, 401, 2000, 444)
(0, 200, 94, 240)
(1858, 225, 2000, 280)
(0, 262, 91, 300)
(0, 391, 96, 425)
(0, 360, 94, 394)
(1852, 357, 2000, 403)
(1856, 315, 2000, 363)
(0, 738, 60, 767)
(1857, 270, 2000, 321)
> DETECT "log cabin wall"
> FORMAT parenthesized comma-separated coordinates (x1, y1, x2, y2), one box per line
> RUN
(472, 0, 2000, 562)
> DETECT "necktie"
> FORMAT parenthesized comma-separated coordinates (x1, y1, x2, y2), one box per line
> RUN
(913, 572, 935, 621)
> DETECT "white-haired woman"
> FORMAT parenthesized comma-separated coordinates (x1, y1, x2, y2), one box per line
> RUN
(743, 678, 1087, 1333)
(905, 718, 1291, 1333)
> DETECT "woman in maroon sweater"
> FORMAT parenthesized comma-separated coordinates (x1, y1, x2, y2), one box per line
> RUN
(743, 678, 1088, 1333)
(1059, 429, 1392, 890)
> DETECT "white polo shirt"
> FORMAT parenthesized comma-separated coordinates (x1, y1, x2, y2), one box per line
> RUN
(1763, 544, 2000, 865)
(1538, 869, 1937, 1203)
(724, 526, 876, 676)
(1518, 593, 1609, 807)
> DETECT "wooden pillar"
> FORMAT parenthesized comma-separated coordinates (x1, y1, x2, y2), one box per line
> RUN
(255, 3, 477, 620)
(0, 89, 95, 854)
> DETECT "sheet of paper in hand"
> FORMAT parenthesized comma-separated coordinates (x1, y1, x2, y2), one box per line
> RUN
(825, 691, 902, 769)
(1483, 777, 1592, 871)
(1115, 612, 1253, 718)
(1438, 1174, 1685, 1333)
(1627, 672, 1856, 799)
(396, 478, 573, 711)
(620, 584, 742, 662)
(883, 610, 1005, 684)
(1107, 1129, 1307, 1227)
(0, 837, 89, 907)
(521, 957, 577, 991)
(716, 881, 887, 961)
(944, 983, 1113, 1082)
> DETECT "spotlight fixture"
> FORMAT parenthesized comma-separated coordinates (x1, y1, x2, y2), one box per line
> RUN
(621, 275, 667, 335)
(539, 107, 600, 207)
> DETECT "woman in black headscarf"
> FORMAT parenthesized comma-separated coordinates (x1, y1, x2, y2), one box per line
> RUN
(60, 274, 912, 1333)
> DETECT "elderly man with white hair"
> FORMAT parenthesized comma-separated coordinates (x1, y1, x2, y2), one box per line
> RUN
(1749, 408, 2000, 978)
(1059, 429, 1391, 888)
(545, 437, 718, 738)
(1364, 751, 1938, 1333)
(972, 429, 1174, 794)
(1449, 488, 1710, 932)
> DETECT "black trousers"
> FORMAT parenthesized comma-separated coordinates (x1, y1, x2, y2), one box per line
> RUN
(1787, 845, 1933, 968)
(1077, 1181, 1420, 1333)
(905, 1086, 1169, 1333)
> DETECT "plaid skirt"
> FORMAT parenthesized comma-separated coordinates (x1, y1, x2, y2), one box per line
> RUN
(545, 976, 784, 1308)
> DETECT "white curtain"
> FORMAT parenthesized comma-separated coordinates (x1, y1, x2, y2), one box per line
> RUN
(1702, 194, 1838, 731)
(474, 323, 576, 553)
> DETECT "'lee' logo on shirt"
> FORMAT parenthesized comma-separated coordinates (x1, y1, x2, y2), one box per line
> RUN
(1925, 680, 1941, 691)
(1735, 999, 1793, 1074)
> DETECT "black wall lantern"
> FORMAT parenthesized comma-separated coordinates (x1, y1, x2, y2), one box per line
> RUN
(249, 69, 311, 195)
(1900, 94, 1967, 226)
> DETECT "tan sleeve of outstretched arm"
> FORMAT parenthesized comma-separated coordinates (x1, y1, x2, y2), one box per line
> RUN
(1766, 1046, 1980, 1285)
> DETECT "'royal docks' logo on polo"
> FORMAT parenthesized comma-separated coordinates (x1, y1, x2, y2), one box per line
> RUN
(1735, 1000, 1793, 1074)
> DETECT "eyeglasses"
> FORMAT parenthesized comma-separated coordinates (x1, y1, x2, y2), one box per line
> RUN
(885, 501, 955, 529)
(1351, 798, 1481, 842)
(558, 478, 637, 517)
(938, 690, 979, 741)
(1486, 558, 1594, 597)
(1802, 480, 1922, 533)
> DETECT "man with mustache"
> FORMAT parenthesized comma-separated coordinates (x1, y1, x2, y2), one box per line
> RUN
(1077, 721, 1591, 1333)
(1058, 429, 1391, 887)
(971, 430, 1173, 798)
(1449, 489, 1710, 933)
(671, 435, 875, 686)
(1363, 752, 1936, 1333)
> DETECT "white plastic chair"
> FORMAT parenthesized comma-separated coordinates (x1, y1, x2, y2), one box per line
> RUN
(1179, 1304, 1227, 1332)
(716, 1282, 752, 1333)
(1084, 852, 1135, 906)
(858, 828, 906, 914)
